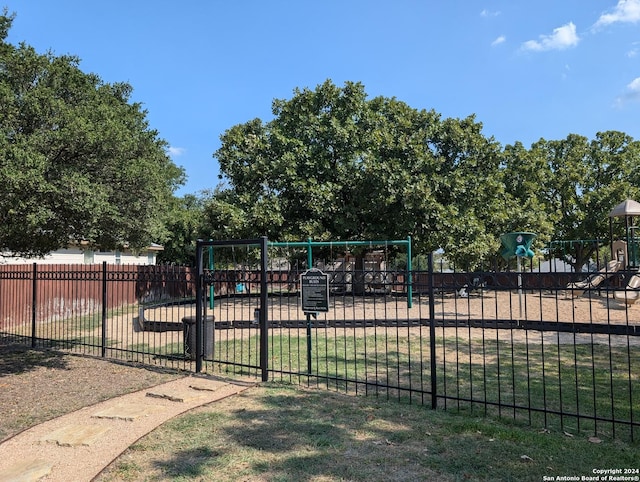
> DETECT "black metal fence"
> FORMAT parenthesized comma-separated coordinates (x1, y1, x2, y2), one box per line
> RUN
(1, 254, 638, 442)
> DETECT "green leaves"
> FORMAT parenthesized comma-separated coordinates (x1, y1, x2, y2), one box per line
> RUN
(0, 13, 184, 257)
(209, 79, 640, 270)
(211, 80, 508, 267)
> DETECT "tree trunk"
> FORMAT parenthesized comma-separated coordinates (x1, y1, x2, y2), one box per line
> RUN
(353, 254, 366, 295)
(565, 242, 597, 272)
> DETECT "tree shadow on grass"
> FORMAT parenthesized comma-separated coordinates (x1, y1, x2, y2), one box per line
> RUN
(198, 390, 434, 481)
(151, 446, 220, 479)
(119, 382, 640, 482)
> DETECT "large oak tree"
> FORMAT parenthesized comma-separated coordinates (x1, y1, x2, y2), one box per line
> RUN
(210, 80, 514, 268)
(195, 78, 640, 273)
(0, 12, 184, 257)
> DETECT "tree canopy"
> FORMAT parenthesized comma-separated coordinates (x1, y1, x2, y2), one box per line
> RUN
(211, 80, 521, 267)
(502, 132, 640, 270)
(208, 80, 640, 270)
(0, 11, 184, 257)
(4, 11, 634, 269)
(156, 193, 208, 266)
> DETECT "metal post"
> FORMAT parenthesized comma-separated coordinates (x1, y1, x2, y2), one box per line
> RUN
(209, 242, 214, 310)
(407, 236, 413, 308)
(259, 236, 269, 382)
(517, 256, 523, 323)
(101, 262, 107, 357)
(195, 242, 204, 373)
(306, 313, 312, 374)
(31, 263, 37, 348)
(306, 237, 313, 375)
(428, 252, 437, 409)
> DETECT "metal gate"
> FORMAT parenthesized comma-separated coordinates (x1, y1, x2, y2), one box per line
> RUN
(195, 238, 269, 380)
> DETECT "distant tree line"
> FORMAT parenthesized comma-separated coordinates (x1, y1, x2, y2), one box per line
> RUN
(193, 80, 640, 270)
(3, 10, 639, 270)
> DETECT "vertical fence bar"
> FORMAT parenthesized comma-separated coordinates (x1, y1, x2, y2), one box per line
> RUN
(209, 243, 214, 310)
(428, 252, 437, 409)
(306, 312, 312, 375)
(195, 242, 204, 373)
(101, 262, 107, 357)
(260, 236, 269, 382)
(407, 236, 413, 308)
(31, 263, 37, 348)
(306, 238, 313, 377)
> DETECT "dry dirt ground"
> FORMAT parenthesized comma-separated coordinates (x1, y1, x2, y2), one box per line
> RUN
(10, 289, 635, 363)
(0, 339, 183, 443)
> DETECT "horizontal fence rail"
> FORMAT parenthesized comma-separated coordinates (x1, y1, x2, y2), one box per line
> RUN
(0, 254, 638, 442)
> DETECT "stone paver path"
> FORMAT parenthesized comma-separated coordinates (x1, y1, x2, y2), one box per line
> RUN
(0, 376, 254, 482)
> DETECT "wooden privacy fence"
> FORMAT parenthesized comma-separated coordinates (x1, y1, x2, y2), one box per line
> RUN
(0, 263, 195, 330)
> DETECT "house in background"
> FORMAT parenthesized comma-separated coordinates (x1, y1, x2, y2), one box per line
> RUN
(1, 243, 163, 265)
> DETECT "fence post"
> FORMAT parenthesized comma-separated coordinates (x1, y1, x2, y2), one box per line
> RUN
(428, 252, 437, 409)
(31, 263, 37, 348)
(101, 262, 107, 357)
(259, 236, 269, 382)
(195, 242, 204, 373)
(407, 236, 413, 308)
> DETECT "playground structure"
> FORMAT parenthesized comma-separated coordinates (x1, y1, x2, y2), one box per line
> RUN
(201, 237, 413, 302)
(617, 273, 640, 304)
(611, 199, 640, 304)
(131, 238, 414, 362)
(500, 232, 536, 322)
(566, 258, 623, 297)
(564, 199, 640, 303)
(268, 238, 412, 301)
(564, 239, 626, 296)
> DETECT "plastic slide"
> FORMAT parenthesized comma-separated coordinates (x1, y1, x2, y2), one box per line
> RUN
(566, 260, 622, 297)
(614, 273, 640, 304)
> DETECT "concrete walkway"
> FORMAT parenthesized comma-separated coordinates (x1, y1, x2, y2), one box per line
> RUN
(0, 376, 255, 482)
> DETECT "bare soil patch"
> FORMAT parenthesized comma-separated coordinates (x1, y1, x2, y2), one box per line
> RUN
(0, 338, 182, 442)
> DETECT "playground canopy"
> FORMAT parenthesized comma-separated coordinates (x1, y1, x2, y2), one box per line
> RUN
(609, 199, 640, 269)
(609, 199, 640, 218)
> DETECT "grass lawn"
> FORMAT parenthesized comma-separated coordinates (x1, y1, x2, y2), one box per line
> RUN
(7, 300, 638, 480)
(209, 331, 640, 441)
(97, 382, 639, 482)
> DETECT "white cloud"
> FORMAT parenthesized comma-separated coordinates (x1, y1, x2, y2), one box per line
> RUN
(614, 77, 640, 107)
(491, 35, 506, 47)
(628, 77, 640, 92)
(594, 0, 640, 28)
(522, 22, 580, 52)
(167, 146, 186, 157)
(480, 9, 500, 18)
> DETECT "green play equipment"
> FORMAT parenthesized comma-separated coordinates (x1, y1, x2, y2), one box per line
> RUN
(269, 237, 413, 308)
(500, 232, 536, 260)
(500, 232, 536, 322)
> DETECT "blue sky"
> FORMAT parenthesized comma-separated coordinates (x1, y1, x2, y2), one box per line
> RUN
(4, 1, 640, 195)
